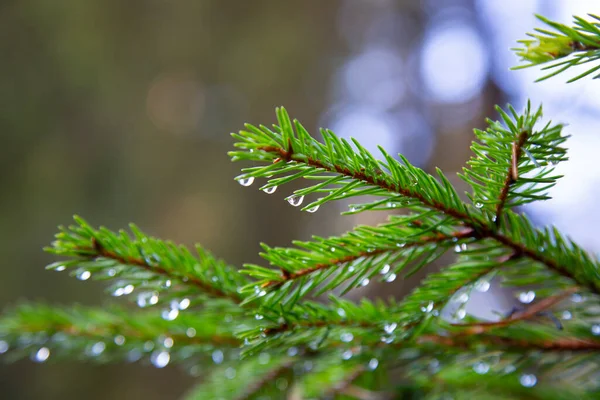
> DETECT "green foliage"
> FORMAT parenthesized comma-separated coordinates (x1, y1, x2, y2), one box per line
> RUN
(513, 14, 600, 81)
(2, 11, 600, 400)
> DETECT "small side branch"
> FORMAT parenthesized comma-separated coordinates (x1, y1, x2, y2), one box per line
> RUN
(496, 130, 529, 224)
(88, 238, 241, 303)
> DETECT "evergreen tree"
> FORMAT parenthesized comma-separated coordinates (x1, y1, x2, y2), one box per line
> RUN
(2, 13, 600, 399)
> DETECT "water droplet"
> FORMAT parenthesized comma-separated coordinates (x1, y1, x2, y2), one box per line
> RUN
(571, 293, 584, 303)
(330, 247, 336, 252)
(144, 341, 155, 352)
(518, 291, 536, 304)
(258, 353, 271, 365)
(561, 311, 572, 320)
(380, 335, 394, 344)
(287, 195, 304, 207)
(428, 359, 440, 373)
(337, 308, 346, 318)
(475, 202, 483, 208)
(454, 244, 461, 252)
(342, 350, 353, 360)
(461, 243, 468, 251)
(114, 335, 126, 346)
(162, 279, 172, 289)
(186, 328, 196, 337)
(287, 347, 298, 357)
(212, 349, 224, 364)
(178, 298, 191, 310)
(55, 265, 66, 272)
(386, 202, 397, 208)
(504, 365, 516, 374)
(306, 205, 320, 213)
(385, 273, 397, 282)
(475, 280, 490, 292)
(255, 314, 264, 320)
(421, 301, 434, 313)
(89, 342, 106, 356)
(32, 347, 50, 363)
(107, 268, 117, 277)
(360, 278, 370, 287)
(384, 323, 397, 334)
(163, 337, 174, 348)
(368, 358, 379, 370)
(77, 270, 91, 281)
(162, 308, 179, 321)
(126, 349, 142, 362)
(237, 177, 254, 187)
(0, 340, 9, 354)
(224, 367, 236, 379)
(151, 351, 170, 368)
(123, 284, 134, 295)
(112, 288, 125, 297)
(456, 293, 470, 303)
(340, 332, 354, 343)
(263, 186, 277, 194)
(473, 362, 489, 374)
(254, 287, 267, 297)
(591, 324, 600, 335)
(380, 264, 391, 275)
(396, 242, 405, 248)
(150, 293, 159, 305)
(520, 374, 537, 387)
(456, 308, 467, 320)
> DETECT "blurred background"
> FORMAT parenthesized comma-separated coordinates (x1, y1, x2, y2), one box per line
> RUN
(1, 0, 599, 398)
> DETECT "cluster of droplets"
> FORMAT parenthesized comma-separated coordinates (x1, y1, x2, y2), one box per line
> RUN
(161, 298, 191, 321)
(137, 291, 160, 308)
(112, 283, 135, 297)
(381, 322, 397, 344)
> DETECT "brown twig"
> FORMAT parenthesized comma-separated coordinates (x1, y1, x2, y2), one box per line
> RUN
(257, 145, 599, 295)
(262, 229, 474, 289)
(496, 130, 529, 225)
(451, 287, 579, 334)
(88, 238, 241, 303)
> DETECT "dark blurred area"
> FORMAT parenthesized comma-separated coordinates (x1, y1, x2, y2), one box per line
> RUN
(1, 0, 597, 398)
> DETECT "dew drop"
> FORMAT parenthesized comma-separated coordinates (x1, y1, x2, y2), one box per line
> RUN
(162, 308, 179, 321)
(456, 293, 470, 303)
(454, 244, 462, 253)
(384, 323, 397, 334)
(77, 270, 91, 281)
(461, 243, 467, 251)
(32, 347, 50, 363)
(0, 340, 8, 354)
(591, 324, 600, 336)
(475, 202, 484, 208)
(342, 350, 353, 360)
(368, 358, 379, 370)
(89, 342, 106, 356)
(287, 195, 304, 207)
(287, 347, 298, 357)
(380, 335, 394, 344)
(144, 341, 155, 352)
(178, 298, 191, 310)
(212, 349, 224, 364)
(162, 279, 172, 289)
(360, 278, 370, 287)
(518, 291, 536, 304)
(504, 365, 517, 374)
(149, 293, 159, 305)
(475, 280, 490, 293)
(473, 362, 489, 374)
(520, 374, 537, 387)
(163, 337, 174, 349)
(123, 284, 134, 295)
(380, 264, 391, 275)
(306, 205, 320, 213)
(126, 349, 142, 363)
(224, 367, 236, 379)
(385, 273, 397, 282)
(330, 247, 336, 252)
(186, 328, 196, 338)
(112, 288, 125, 297)
(55, 265, 66, 272)
(571, 293, 584, 303)
(421, 301, 434, 313)
(456, 308, 467, 320)
(237, 177, 254, 187)
(561, 311, 572, 320)
(337, 308, 347, 318)
(255, 314, 264, 320)
(114, 335, 126, 346)
(263, 186, 277, 194)
(340, 332, 354, 343)
(386, 202, 397, 208)
(107, 268, 117, 277)
(151, 351, 170, 368)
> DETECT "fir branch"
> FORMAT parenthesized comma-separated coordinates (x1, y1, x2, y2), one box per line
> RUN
(513, 14, 600, 82)
(496, 129, 528, 222)
(46, 216, 245, 307)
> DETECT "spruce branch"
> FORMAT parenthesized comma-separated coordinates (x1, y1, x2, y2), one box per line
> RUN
(46, 216, 245, 307)
(513, 14, 600, 82)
